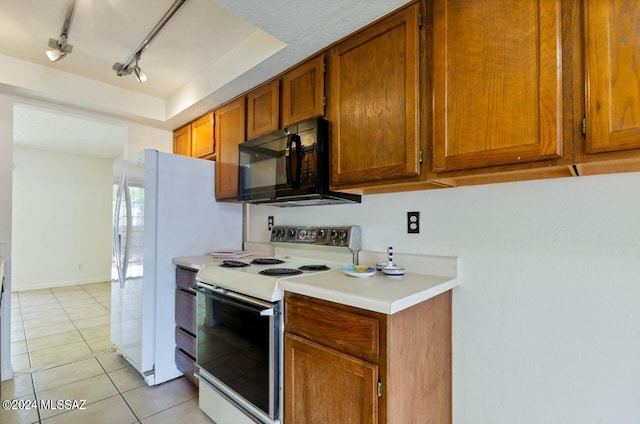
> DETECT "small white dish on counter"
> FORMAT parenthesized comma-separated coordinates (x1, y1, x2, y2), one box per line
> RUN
(342, 265, 376, 278)
(381, 265, 406, 277)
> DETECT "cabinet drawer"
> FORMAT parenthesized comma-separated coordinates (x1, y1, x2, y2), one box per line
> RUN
(175, 289, 196, 333)
(175, 347, 198, 386)
(285, 295, 379, 363)
(176, 267, 197, 292)
(175, 326, 196, 357)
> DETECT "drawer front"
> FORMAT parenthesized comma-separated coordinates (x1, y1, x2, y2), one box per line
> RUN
(285, 295, 379, 363)
(175, 326, 196, 357)
(175, 289, 196, 333)
(176, 267, 197, 292)
(175, 347, 198, 386)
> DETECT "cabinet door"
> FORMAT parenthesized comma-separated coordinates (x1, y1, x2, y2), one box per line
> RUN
(191, 112, 215, 159)
(281, 55, 325, 127)
(285, 333, 378, 424)
(432, 0, 562, 172)
(329, 4, 420, 186)
(173, 125, 191, 157)
(247, 80, 279, 140)
(215, 97, 246, 200)
(585, 0, 640, 153)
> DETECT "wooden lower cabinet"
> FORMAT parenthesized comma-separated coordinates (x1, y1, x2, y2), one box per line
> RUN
(284, 291, 452, 424)
(285, 333, 378, 423)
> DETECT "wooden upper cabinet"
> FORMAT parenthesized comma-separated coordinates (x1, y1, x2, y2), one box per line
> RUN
(432, 0, 563, 172)
(247, 80, 279, 140)
(584, 0, 640, 154)
(281, 55, 325, 127)
(215, 97, 246, 201)
(191, 112, 215, 160)
(329, 3, 420, 186)
(173, 125, 191, 157)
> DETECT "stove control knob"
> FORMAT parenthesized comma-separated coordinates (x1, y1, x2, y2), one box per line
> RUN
(339, 230, 347, 239)
(289, 228, 296, 238)
(330, 229, 338, 239)
(318, 229, 325, 238)
(277, 228, 285, 237)
(298, 229, 307, 240)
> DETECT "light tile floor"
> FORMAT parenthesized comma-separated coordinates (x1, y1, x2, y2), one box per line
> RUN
(1, 282, 214, 424)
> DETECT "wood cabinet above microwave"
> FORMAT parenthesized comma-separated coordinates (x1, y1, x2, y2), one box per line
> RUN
(281, 55, 325, 128)
(246, 80, 279, 140)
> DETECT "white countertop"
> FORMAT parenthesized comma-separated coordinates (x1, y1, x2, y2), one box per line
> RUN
(172, 255, 219, 270)
(279, 268, 458, 314)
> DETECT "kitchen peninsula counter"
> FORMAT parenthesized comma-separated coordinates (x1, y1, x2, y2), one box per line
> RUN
(279, 252, 459, 314)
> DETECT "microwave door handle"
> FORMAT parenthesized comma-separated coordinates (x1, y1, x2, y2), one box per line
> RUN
(291, 134, 302, 188)
(285, 133, 293, 187)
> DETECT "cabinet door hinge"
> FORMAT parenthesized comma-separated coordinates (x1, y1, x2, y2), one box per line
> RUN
(377, 380, 383, 397)
(418, 13, 423, 28)
(323, 60, 326, 74)
(581, 115, 586, 137)
(323, 96, 327, 107)
(419, 149, 424, 164)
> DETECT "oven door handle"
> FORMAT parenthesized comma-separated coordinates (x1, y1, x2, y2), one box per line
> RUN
(191, 284, 278, 316)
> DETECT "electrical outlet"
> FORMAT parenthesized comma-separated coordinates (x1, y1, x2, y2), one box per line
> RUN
(407, 211, 420, 234)
(268, 216, 274, 230)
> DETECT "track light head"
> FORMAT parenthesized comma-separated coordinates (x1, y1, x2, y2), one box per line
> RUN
(46, 36, 73, 62)
(113, 52, 147, 83)
(134, 54, 147, 83)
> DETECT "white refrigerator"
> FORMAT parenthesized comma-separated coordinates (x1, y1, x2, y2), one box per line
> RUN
(111, 149, 242, 385)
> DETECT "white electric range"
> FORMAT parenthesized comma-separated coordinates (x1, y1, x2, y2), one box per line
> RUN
(194, 225, 360, 424)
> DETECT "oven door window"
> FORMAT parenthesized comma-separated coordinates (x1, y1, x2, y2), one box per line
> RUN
(196, 287, 280, 420)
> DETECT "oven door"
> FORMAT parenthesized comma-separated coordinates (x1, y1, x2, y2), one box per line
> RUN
(192, 282, 280, 423)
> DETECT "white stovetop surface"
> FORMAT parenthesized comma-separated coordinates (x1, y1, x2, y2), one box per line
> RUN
(181, 251, 348, 302)
(173, 249, 459, 314)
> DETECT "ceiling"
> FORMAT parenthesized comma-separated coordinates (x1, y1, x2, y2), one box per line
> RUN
(2, 0, 409, 157)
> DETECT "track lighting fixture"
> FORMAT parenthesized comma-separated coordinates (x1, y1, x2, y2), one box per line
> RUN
(113, 0, 187, 83)
(46, 0, 77, 62)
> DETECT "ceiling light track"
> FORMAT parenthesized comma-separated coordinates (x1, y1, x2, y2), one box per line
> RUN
(113, 0, 187, 83)
(46, 0, 77, 62)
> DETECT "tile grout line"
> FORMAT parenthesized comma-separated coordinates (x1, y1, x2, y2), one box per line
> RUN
(97, 359, 141, 422)
(14, 292, 32, 372)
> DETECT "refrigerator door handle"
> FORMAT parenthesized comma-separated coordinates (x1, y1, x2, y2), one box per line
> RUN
(122, 174, 132, 288)
(113, 172, 126, 289)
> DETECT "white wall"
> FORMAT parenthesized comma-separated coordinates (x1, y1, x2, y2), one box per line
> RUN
(247, 172, 640, 424)
(11, 148, 113, 291)
(126, 123, 172, 158)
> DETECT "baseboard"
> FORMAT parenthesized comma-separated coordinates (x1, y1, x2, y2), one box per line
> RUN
(11, 277, 111, 292)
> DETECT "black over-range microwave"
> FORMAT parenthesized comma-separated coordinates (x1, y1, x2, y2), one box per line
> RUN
(238, 118, 361, 206)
